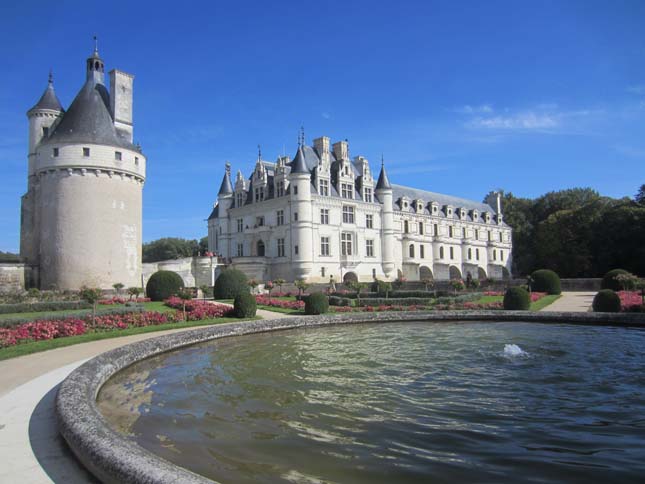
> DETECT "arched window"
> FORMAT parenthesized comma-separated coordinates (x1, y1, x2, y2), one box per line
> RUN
(409, 244, 415, 258)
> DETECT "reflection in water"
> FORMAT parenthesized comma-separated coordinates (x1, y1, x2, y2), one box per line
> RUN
(98, 322, 645, 483)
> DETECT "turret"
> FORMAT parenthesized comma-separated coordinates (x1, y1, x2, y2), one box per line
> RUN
(27, 72, 64, 167)
(86, 38, 105, 85)
(289, 144, 313, 280)
(375, 157, 395, 278)
(217, 162, 234, 217)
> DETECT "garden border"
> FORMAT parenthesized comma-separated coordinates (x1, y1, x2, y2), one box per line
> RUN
(56, 310, 645, 484)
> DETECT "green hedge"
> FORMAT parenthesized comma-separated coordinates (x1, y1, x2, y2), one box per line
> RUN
(592, 289, 621, 312)
(146, 271, 185, 301)
(214, 269, 249, 299)
(601, 269, 634, 291)
(233, 292, 257, 318)
(530, 269, 561, 295)
(0, 304, 145, 328)
(0, 300, 91, 315)
(503, 287, 530, 310)
(305, 292, 329, 315)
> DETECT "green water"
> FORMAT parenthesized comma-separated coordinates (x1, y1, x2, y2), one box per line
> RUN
(98, 322, 645, 483)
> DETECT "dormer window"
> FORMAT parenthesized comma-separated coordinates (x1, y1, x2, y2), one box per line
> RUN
(319, 179, 329, 196)
(460, 209, 466, 219)
(473, 210, 479, 221)
(341, 183, 353, 199)
(432, 204, 438, 214)
(364, 187, 373, 203)
(276, 181, 285, 197)
(236, 193, 244, 207)
(254, 186, 265, 202)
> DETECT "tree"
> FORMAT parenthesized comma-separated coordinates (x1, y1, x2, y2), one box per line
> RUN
(142, 238, 201, 263)
(275, 278, 286, 294)
(636, 184, 645, 205)
(112, 283, 124, 295)
(0, 251, 21, 263)
(127, 287, 141, 300)
(295, 279, 309, 298)
(79, 287, 102, 325)
(199, 236, 209, 254)
(176, 288, 193, 321)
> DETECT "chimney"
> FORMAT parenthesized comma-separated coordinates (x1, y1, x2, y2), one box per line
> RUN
(109, 69, 134, 143)
(332, 140, 348, 161)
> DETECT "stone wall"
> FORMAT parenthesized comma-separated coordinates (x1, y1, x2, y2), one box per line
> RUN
(142, 256, 216, 289)
(0, 263, 38, 293)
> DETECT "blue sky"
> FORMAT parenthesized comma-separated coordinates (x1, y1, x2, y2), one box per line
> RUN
(1, 0, 644, 252)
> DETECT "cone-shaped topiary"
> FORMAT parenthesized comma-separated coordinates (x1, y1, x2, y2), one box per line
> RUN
(503, 287, 530, 310)
(233, 292, 257, 318)
(146, 271, 184, 301)
(601, 269, 633, 291)
(305, 292, 329, 315)
(592, 289, 621, 312)
(530, 269, 561, 295)
(213, 269, 249, 299)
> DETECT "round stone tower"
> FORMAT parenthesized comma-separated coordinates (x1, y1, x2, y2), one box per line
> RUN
(375, 159, 395, 279)
(22, 45, 146, 290)
(288, 146, 313, 280)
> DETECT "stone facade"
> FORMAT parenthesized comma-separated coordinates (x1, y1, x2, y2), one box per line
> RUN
(208, 136, 512, 283)
(20, 47, 146, 290)
(142, 257, 216, 289)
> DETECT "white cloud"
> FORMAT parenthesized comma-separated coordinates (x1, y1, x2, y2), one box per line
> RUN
(626, 85, 645, 95)
(321, 112, 331, 120)
(468, 112, 559, 130)
(453, 104, 494, 114)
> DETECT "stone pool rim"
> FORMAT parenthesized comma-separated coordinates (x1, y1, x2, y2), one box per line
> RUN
(55, 310, 645, 484)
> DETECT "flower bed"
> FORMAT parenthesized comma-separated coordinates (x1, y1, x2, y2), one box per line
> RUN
(99, 297, 151, 305)
(255, 295, 304, 310)
(164, 297, 233, 320)
(617, 291, 644, 311)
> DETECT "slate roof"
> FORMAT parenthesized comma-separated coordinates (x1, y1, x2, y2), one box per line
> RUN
(289, 146, 309, 174)
(44, 79, 137, 150)
(29, 81, 64, 113)
(217, 171, 233, 195)
(392, 184, 498, 217)
(375, 164, 392, 190)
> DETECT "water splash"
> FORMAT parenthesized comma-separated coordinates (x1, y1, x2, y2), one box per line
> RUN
(504, 344, 528, 358)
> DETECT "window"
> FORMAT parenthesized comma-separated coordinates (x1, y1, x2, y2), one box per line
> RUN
(321, 237, 330, 256)
(83, 147, 90, 157)
(420, 245, 425, 258)
(115, 151, 122, 161)
(432, 205, 438, 214)
(501, 250, 504, 261)
(439, 246, 444, 259)
(404, 220, 409, 233)
(42, 127, 49, 137)
(434, 224, 438, 236)
(366, 214, 373, 229)
(320, 208, 329, 225)
(364, 187, 373, 202)
(53, 147, 59, 157)
(295, 245, 299, 255)
(278, 238, 285, 257)
(476, 248, 480, 260)
(372, 268, 377, 278)
(293, 185, 298, 195)
(366, 239, 374, 257)
(475, 229, 479, 240)
(135, 156, 139, 165)
(294, 212, 298, 221)
(321, 267, 326, 277)
(236, 193, 244, 207)
(256, 216, 264, 227)
(493, 249, 497, 261)
(237, 219, 243, 233)
(419, 222, 424, 235)
(488, 231, 492, 241)
(448, 208, 453, 216)
(450, 247, 454, 259)
(277, 210, 284, 226)
(254, 187, 265, 202)
(319, 179, 329, 196)
(341, 233, 353, 256)
(468, 248, 472, 260)
(215, 233, 218, 250)
(449, 226, 453, 237)
(462, 227, 466, 238)
(341, 183, 353, 199)
(237, 243, 244, 257)
(276, 181, 285, 197)
(499, 232, 503, 242)
(342, 205, 355, 224)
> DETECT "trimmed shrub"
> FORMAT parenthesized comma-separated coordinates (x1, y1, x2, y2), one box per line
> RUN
(146, 271, 184, 301)
(305, 292, 329, 315)
(601, 269, 634, 291)
(233, 292, 257, 318)
(592, 289, 621, 313)
(530, 269, 561, 295)
(213, 269, 249, 299)
(0, 300, 91, 315)
(503, 287, 530, 310)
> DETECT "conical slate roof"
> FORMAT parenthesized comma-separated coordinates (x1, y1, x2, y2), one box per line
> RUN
(45, 79, 136, 150)
(29, 81, 64, 113)
(376, 163, 392, 190)
(218, 171, 233, 196)
(289, 146, 309, 174)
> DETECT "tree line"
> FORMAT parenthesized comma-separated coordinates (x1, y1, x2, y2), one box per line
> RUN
(492, 184, 645, 278)
(142, 237, 209, 263)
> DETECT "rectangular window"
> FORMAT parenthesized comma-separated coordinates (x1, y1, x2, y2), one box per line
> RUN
(419, 222, 424, 235)
(449, 226, 454, 238)
(404, 220, 409, 233)
(462, 227, 466, 238)
(320, 208, 329, 225)
(42, 127, 49, 137)
(276, 181, 285, 197)
(420, 245, 425, 258)
(278, 238, 285, 257)
(237, 219, 243, 232)
(321, 237, 330, 256)
(476, 248, 480, 260)
(294, 245, 299, 255)
(450, 247, 454, 259)
(493, 249, 497, 261)
(237, 243, 243, 257)
(341, 233, 353, 256)
(468, 248, 472, 260)
(366, 239, 374, 257)
(372, 268, 377, 278)
(475, 229, 479, 240)
(364, 187, 373, 203)
(499, 232, 503, 242)
(342, 205, 355, 224)
(488, 231, 492, 241)
(321, 267, 326, 277)
(255, 187, 265, 202)
(319, 179, 329, 196)
(501, 250, 504, 261)
(277, 210, 284, 226)
(53, 147, 59, 157)
(294, 212, 298, 221)
(293, 186, 298, 195)
(83, 147, 90, 157)
(409, 245, 415, 258)
(366, 214, 373, 229)
(135, 156, 139, 165)
(341, 183, 353, 199)
(115, 151, 122, 161)
(434, 224, 438, 236)
(256, 216, 264, 227)
(236, 193, 244, 207)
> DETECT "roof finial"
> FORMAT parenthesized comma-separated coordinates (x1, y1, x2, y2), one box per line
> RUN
(93, 35, 99, 54)
(257, 144, 262, 161)
(225, 161, 231, 174)
(381, 153, 384, 167)
(48, 68, 53, 85)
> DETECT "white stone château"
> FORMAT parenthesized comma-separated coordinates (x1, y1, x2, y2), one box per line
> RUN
(208, 136, 512, 283)
(20, 46, 146, 290)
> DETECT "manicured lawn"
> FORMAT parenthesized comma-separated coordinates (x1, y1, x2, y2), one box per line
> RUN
(0, 308, 91, 321)
(0, 316, 261, 361)
(530, 294, 561, 311)
(256, 304, 303, 315)
(474, 295, 503, 305)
